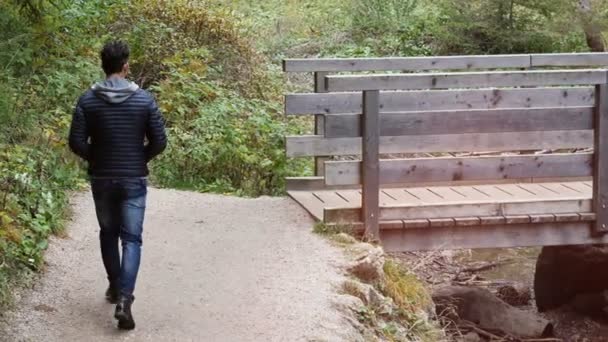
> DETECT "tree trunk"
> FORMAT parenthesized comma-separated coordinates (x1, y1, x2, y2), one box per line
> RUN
(578, 0, 606, 52)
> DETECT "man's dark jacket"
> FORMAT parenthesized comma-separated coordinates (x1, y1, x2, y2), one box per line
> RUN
(69, 78, 167, 177)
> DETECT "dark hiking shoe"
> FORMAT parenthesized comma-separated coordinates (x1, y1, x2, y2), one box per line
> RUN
(105, 286, 120, 304)
(115, 296, 135, 330)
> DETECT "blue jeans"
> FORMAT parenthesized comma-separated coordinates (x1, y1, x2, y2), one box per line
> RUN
(91, 178, 147, 299)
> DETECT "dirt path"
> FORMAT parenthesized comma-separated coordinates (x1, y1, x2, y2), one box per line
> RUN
(0, 189, 359, 342)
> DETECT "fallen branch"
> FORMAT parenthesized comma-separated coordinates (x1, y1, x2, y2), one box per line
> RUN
(460, 260, 514, 274)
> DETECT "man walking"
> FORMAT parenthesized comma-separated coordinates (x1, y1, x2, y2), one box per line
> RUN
(69, 41, 167, 330)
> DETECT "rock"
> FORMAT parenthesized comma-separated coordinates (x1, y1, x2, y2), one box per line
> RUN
(347, 243, 385, 284)
(342, 280, 380, 305)
(433, 286, 553, 338)
(570, 291, 608, 316)
(496, 285, 532, 307)
(333, 294, 366, 313)
(534, 245, 608, 312)
(341, 280, 394, 316)
(458, 332, 481, 342)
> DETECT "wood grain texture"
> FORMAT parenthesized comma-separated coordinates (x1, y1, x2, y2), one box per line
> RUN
(313, 71, 329, 177)
(325, 69, 608, 92)
(532, 53, 608, 67)
(362, 90, 380, 240)
(594, 83, 608, 234)
(284, 55, 531, 72)
(283, 53, 608, 72)
(324, 107, 594, 138)
(286, 130, 593, 157)
(324, 198, 591, 222)
(380, 222, 608, 252)
(324, 153, 593, 185)
(285, 87, 595, 115)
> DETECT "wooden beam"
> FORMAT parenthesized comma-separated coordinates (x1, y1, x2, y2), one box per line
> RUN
(532, 53, 608, 67)
(362, 90, 380, 241)
(283, 53, 608, 73)
(284, 55, 531, 72)
(286, 130, 593, 157)
(594, 83, 608, 234)
(284, 87, 595, 115)
(325, 153, 594, 186)
(380, 222, 608, 252)
(323, 107, 594, 138)
(324, 198, 591, 223)
(325, 69, 608, 92)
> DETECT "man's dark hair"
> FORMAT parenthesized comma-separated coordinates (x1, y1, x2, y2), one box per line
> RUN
(101, 41, 130, 75)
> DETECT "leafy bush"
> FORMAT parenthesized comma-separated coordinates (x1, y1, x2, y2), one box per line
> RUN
(0, 144, 82, 306)
(106, 0, 276, 99)
(150, 48, 306, 196)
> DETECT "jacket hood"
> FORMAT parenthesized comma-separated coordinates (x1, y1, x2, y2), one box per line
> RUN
(91, 78, 139, 104)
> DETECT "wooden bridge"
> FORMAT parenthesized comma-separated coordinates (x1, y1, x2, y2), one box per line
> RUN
(283, 53, 608, 252)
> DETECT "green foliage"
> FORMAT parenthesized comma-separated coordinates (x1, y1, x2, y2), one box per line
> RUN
(381, 260, 442, 341)
(350, 0, 418, 35)
(149, 48, 306, 196)
(430, 0, 591, 54)
(0, 0, 100, 308)
(106, 0, 274, 99)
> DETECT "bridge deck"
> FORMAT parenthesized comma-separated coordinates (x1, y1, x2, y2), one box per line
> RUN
(289, 180, 593, 224)
(289, 180, 608, 251)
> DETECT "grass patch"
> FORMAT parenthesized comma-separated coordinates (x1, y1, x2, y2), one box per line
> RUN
(313, 222, 354, 235)
(381, 259, 444, 342)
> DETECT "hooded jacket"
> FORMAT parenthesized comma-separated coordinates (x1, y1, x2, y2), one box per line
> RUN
(69, 78, 167, 178)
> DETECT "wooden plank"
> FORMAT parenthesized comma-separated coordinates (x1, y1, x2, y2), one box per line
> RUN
(325, 69, 608, 92)
(579, 212, 597, 221)
(530, 214, 556, 223)
(558, 181, 590, 194)
(473, 185, 517, 200)
(383, 188, 424, 205)
(283, 53, 608, 73)
(403, 219, 430, 229)
(504, 215, 531, 224)
(532, 53, 608, 67)
(429, 187, 469, 202)
(555, 213, 582, 222)
(406, 188, 447, 204)
(495, 184, 540, 200)
(324, 107, 594, 138)
(594, 83, 608, 234)
(286, 177, 359, 191)
(324, 154, 593, 186)
(287, 131, 593, 157)
(480, 216, 507, 225)
(455, 217, 482, 227)
(380, 222, 608, 252)
(429, 218, 456, 227)
(380, 190, 400, 205)
(336, 190, 361, 206)
(285, 87, 594, 115)
(362, 90, 380, 240)
(324, 198, 592, 222)
(312, 191, 353, 208)
(287, 191, 325, 221)
(283, 55, 531, 72)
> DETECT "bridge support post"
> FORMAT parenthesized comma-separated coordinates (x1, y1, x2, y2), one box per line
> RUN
(593, 82, 608, 235)
(362, 90, 380, 241)
(314, 72, 329, 177)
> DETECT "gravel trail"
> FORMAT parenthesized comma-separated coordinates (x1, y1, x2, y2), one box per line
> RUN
(0, 189, 357, 342)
